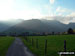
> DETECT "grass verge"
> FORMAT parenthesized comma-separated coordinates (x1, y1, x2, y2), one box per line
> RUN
(0, 36, 14, 56)
(22, 35, 75, 56)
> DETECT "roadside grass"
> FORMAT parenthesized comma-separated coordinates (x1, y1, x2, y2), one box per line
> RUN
(0, 36, 14, 56)
(22, 35, 75, 56)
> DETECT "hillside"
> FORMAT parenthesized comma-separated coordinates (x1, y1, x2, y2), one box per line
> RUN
(4, 19, 75, 35)
(0, 19, 23, 32)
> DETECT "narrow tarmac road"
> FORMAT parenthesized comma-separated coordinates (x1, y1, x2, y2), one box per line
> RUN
(6, 37, 35, 56)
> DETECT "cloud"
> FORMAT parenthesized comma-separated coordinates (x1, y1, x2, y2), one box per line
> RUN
(0, 0, 44, 21)
(55, 7, 66, 16)
(48, 16, 75, 24)
(0, 0, 75, 24)
(67, 12, 75, 17)
(8, 8, 44, 20)
(49, 0, 55, 4)
(70, 18, 75, 23)
(44, 5, 53, 16)
(43, 5, 75, 24)
(66, 12, 75, 23)
(0, 0, 14, 20)
(55, 6, 71, 16)
(56, 7, 66, 13)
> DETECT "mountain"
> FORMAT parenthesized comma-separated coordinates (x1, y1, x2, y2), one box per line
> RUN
(4, 19, 75, 35)
(67, 23, 75, 29)
(0, 19, 23, 32)
(4, 19, 50, 34)
(41, 19, 67, 32)
(0, 23, 9, 32)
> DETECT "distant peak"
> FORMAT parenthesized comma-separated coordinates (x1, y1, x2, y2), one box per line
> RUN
(31, 18, 37, 20)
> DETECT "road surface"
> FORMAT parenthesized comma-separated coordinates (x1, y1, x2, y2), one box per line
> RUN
(6, 37, 35, 56)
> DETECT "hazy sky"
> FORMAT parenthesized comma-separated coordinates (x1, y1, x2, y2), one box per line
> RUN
(0, 0, 75, 23)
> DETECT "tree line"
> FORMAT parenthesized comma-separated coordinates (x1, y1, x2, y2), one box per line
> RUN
(0, 28, 75, 36)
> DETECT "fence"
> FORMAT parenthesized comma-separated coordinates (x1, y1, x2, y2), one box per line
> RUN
(24, 37, 48, 56)
(58, 40, 75, 56)
(24, 37, 74, 56)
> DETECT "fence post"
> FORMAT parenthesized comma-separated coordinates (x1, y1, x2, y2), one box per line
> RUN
(30, 38, 32, 45)
(32, 38, 34, 46)
(64, 40, 66, 56)
(29, 38, 31, 43)
(64, 40, 66, 52)
(26, 37, 28, 42)
(25, 37, 27, 41)
(36, 39, 38, 49)
(45, 39, 47, 56)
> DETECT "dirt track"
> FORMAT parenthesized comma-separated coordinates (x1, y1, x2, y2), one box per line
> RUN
(6, 37, 34, 56)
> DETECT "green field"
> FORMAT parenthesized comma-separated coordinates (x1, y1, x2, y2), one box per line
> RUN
(0, 36, 14, 56)
(22, 35, 75, 56)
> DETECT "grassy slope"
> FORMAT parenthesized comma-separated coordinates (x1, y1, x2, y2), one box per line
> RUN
(22, 35, 75, 56)
(0, 36, 14, 56)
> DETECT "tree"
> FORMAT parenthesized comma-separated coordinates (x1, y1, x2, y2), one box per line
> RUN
(52, 32, 54, 35)
(73, 29, 75, 34)
(25, 32, 29, 36)
(67, 28, 74, 34)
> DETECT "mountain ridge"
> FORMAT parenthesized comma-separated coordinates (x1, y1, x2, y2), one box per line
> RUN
(3, 19, 75, 35)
